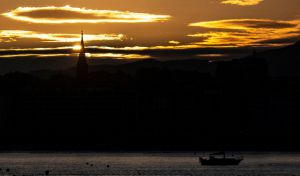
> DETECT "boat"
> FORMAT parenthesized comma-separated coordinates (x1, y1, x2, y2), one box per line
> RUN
(199, 152, 243, 166)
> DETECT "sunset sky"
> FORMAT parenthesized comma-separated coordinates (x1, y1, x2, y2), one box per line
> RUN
(0, 0, 300, 61)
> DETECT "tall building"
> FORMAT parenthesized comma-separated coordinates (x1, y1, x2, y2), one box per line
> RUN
(76, 31, 88, 80)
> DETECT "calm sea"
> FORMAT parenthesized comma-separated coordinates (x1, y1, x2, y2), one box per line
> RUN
(0, 152, 299, 176)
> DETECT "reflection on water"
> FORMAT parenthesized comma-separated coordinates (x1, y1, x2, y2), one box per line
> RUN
(0, 152, 299, 176)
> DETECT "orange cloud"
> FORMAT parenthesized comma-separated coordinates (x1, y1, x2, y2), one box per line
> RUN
(0, 46, 72, 52)
(2, 18, 300, 60)
(221, 0, 264, 6)
(0, 30, 125, 43)
(188, 19, 300, 47)
(0, 53, 70, 58)
(189, 19, 297, 30)
(2, 5, 171, 24)
(88, 53, 151, 59)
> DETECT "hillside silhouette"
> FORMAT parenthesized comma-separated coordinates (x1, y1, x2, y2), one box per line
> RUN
(260, 41, 300, 77)
(0, 42, 300, 151)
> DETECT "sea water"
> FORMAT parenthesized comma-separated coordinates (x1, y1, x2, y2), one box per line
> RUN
(0, 152, 299, 176)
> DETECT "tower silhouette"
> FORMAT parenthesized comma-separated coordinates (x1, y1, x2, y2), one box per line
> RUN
(77, 31, 88, 80)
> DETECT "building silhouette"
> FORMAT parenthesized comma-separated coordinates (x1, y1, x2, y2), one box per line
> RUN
(76, 31, 88, 80)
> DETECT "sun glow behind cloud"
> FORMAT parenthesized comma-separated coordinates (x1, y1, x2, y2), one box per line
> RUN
(0, 46, 152, 60)
(73, 45, 82, 51)
(221, 0, 264, 6)
(2, 5, 171, 24)
(0, 52, 150, 60)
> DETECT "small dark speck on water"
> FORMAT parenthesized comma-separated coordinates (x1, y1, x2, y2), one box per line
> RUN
(45, 170, 50, 175)
(106, 165, 110, 168)
(6, 168, 10, 172)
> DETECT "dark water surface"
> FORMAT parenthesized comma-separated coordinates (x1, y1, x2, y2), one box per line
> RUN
(0, 152, 299, 176)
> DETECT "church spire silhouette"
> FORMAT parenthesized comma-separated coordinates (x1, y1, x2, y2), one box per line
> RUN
(81, 30, 85, 51)
(77, 31, 88, 80)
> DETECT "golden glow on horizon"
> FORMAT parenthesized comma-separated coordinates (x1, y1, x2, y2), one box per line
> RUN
(0, 52, 150, 60)
(221, 0, 264, 6)
(2, 5, 171, 24)
(0, 45, 201, 53)
(0, 30, 125, 43)
(197, 54, 227, 57)
(90, 53, 151, 59)
(88, 44, 202, 51)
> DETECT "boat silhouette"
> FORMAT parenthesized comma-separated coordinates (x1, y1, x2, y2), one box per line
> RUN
(199, 152, 243, 166)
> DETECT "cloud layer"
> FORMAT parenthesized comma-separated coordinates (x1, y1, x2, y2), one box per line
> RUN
(0, 30, 124, 43)
(1, 18, 299, 60)
(189, 19, 300, 47)
(221, 0, 264, 6)
(2, 5, 171, 24)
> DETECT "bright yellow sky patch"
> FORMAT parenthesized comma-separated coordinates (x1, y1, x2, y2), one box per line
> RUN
(168, 41, 180, 45)
(221, 0, 264, 6)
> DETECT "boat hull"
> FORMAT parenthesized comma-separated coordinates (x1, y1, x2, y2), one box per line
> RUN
(199, 158, 243, 166)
